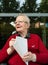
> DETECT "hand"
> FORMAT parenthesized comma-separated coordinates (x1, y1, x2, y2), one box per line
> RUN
(7, 47, 14, 55)
(7, 38, 15, 55)
(22, 52, 36, 62)
(9, 38, 15, 47)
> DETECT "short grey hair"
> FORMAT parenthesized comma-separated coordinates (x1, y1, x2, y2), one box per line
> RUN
(17, 13, 30, 25)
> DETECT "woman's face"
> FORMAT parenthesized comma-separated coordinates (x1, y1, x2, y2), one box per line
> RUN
(15, 16, 29, 32)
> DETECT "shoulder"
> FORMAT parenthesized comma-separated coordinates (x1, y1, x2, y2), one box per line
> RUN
(8, 34, 18, 39)
(30, 33, 40, 39)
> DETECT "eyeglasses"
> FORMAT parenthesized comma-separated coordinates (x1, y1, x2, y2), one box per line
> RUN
(14, 21, 28, 24)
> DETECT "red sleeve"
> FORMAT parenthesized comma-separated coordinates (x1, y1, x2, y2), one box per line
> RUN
(0, 35, 14, 63)
(36, 36, 48, 64)
(36, 53, 48, 64)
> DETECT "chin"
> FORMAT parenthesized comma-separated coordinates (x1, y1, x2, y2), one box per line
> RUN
(16, 30, 22, 32)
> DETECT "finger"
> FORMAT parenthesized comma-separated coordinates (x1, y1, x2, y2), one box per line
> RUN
(11, 38, 15, 41)
(22, 56, 29, 62)
(23, 55, 30, 60)
(24, 52, 33, 57)
(23, 52, 29, 57)
(9, 40, 15, 47)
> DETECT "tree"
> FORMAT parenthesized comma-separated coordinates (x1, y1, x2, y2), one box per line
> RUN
(37, 0, 48, 23)
(20, 0, 37, 13)
(37, 0, 48, 46)
(0, 0, 20, 13)
(0, 0, 3, 12)
(0, 0, 20, 23)
(37, 0, 48, 13)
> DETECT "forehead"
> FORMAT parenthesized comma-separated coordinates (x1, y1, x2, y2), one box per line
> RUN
(16, 16, 26, 21)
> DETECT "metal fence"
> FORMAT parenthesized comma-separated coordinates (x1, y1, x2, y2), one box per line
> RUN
(0, 13, 48, 17)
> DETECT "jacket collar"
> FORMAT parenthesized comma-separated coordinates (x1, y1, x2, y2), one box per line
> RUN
(17, 32, 30, 38)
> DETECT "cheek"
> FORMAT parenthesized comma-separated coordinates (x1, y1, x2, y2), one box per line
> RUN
(23, 25, 28, 30)
(21, 23, 26, 28)
(24, 24, 28, 29)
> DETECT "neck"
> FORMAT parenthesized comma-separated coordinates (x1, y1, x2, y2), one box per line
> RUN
(18, 30, 28, 38)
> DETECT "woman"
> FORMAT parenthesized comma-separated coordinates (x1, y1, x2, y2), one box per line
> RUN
(0, 14, 48, 65)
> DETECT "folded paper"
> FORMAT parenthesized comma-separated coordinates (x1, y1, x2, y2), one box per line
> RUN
(13, 36, 28, 65)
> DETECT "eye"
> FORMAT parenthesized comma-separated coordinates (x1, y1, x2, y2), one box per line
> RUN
(19, 21, 22, 23)
(14, 21, 25, 24)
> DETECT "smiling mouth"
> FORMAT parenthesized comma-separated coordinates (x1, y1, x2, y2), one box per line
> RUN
(17, 27, 21, 28)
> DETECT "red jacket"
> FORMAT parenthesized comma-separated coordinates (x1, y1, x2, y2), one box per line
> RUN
(0, 34, 48, 65)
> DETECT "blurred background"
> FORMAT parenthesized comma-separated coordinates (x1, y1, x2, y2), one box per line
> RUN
(0, 0, 48, 49)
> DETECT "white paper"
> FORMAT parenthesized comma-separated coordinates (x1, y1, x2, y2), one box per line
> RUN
(13, 36, 28, 65)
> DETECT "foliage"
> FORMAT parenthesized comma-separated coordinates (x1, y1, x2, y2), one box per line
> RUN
(20, 0, 37, 13)
(37, 0, 48, 13)
(0, 0, 20, 13)
(0, 22, 15, 49)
